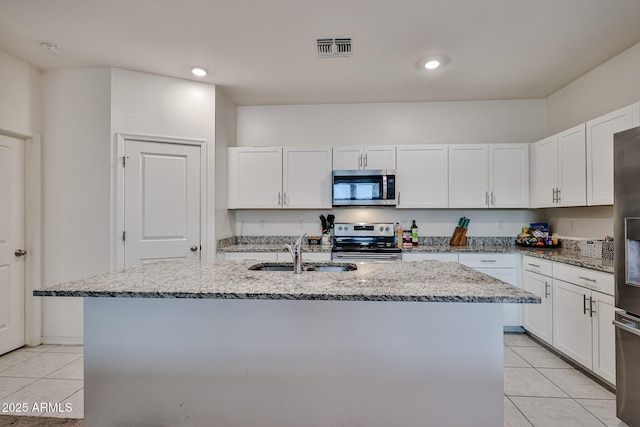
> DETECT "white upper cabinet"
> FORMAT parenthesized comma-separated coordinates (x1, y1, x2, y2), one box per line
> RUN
(395, 145, 448, 208)
(448, 145, 489, 208)
(332, 145, 396, 170)
(282, 147, 332, 208)
(449, 144, 528, 209)
(559, 124, 587, 206)
(228, 147, 332, 209)
(488, 144, 529, 208)
(534, 124, 586, 208)
(228, 147, 283, 208)
(586, 105, 634, 206)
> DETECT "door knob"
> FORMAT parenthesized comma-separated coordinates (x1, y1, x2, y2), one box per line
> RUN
(190, 246, 198, 252)
(14, 249, 27, 257)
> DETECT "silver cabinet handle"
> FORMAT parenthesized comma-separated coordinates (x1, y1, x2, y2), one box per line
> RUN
(579, 276, 597, 282)
(528, 263, 540, 268)
(364, 153, 368, 168)
(544, 282, 550, 298)
(490, 191, 495, 206)
(14, 249, 27, 257)
(556, 188, 561, 203)
(278, 192, 281, 206)
(359, 154, 363, 169)
(283, 192, 288, 206)
(485, 191, 489, 206)
(589, 297, 595, 317)
(613, 320, 640, 338)
(583, 295, 588, 315)
(480, 260, 497, 263)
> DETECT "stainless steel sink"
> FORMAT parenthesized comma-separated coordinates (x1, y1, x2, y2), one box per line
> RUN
(248, 262, 357, 272)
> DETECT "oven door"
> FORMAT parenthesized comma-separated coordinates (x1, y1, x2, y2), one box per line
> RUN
(332, 252, 402, 262)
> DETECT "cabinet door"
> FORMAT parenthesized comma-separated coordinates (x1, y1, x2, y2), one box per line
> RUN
(283, 147, 332, 208)
(475, 267, 521, 328)
(228, 147, 282, 208)
(364, 145, 396, 170)
(332, 146, 363, 170)
(534, 136, 559, 208)
(592, 291, 616, 385)
(396, 145, 448, 208)
(448, 145, 489, 208)
(552, 279, 592, 369)
(522, 270, 553, 345)
(586, 105, 634, 205)
(558, 124, 587, 207)
(488, 144, 529, 208)
(402, 253, 459, 262)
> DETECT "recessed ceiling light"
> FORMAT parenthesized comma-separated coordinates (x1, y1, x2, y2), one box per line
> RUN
(40, 42, 62, 54)
(424, 59, 441, 70)
(190, 66, 209, 77)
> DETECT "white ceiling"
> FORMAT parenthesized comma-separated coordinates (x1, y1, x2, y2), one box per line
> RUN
(2, 0, 640, 106)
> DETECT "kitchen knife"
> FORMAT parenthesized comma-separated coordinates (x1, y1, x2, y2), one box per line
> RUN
(319, 215, 327, 233)
(327, 214, 335, 231)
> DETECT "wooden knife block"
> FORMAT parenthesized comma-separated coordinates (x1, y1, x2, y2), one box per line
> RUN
(450, 226, 468, 246)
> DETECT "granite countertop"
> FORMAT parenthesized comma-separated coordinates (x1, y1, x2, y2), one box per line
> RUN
(218, 241, 614, 274)
(33, 259, 540, 304)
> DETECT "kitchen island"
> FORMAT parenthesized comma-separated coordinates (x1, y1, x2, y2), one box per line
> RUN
(35, 260, 539, 427)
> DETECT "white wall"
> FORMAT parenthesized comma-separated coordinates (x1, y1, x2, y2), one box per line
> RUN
(234, 99, 546, 238)
(546, 41, 640, 135)
(40, 68, 217, 343)
(214, 89, 237, 242)
(237, 100, 546, 147)
(41, 68, 112, 344)
(111, 68, 217, 258)
(0, 51, 41, 134)
(0, 51, 43, 346)
(235, 208, 542, 239)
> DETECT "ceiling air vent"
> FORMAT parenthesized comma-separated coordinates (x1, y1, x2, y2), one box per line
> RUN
(316, 37, 352, 58)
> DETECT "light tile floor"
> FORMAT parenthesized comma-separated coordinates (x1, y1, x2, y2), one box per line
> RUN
(0, 333, 631, 425)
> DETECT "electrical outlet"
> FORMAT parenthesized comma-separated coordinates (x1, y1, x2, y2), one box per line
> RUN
(298, 219, 304, 229)
(497, 220, 503, 230)
(259, 220, 265, 230)
(570, 220, 575, 233)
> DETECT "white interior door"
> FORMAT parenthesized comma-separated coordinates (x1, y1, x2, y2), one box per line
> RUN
(0, 134, 25, 355)
(124, 140, 202, 268)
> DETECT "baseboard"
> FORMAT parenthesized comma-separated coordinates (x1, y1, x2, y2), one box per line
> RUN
(40, 336, 84, 346)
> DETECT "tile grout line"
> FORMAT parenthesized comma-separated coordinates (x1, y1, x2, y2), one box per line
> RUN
(505, 394, 534, 427)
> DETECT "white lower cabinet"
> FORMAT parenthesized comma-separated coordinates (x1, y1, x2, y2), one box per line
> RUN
(552, 263, 615, 385)
(458, 253, 521, 329)
(401, 253, 459, 262)
(222, 252, 331, 262)
(522, 257, 553, 345)
(522, 256, 615, 385)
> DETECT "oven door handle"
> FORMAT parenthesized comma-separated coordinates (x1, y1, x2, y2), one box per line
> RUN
(333, 253, 400, 260)
(613, 319, 640, 338)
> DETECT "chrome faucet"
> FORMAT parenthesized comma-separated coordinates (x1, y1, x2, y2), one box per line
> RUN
(283, 233, 307, 274)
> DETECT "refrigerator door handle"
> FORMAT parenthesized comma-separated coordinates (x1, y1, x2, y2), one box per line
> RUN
(613, 319, 640, 338)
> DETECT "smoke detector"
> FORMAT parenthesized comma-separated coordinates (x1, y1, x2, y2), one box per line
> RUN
(317, 37, 352, 58)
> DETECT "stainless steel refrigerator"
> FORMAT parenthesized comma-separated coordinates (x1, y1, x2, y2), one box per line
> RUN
(614, 126, 640, 426)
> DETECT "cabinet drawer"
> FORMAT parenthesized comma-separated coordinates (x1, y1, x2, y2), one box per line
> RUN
(403, 253, 459, 262)
(522, 256, 553, 276)
(458, 253, 518, 268)
(552, 262, 614, 296)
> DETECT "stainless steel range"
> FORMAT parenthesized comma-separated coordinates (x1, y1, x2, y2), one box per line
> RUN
(331, 223, 401, 262)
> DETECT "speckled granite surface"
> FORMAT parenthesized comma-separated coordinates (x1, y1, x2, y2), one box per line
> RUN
(33, 259, 540, 303)
(218, 237, 614, 274)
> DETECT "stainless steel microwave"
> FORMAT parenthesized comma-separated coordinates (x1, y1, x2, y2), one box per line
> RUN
(332, 169, 396, 206)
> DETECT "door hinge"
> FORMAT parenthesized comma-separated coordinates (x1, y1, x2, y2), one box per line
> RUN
(122, 231, 126, 241)
(119, 156, 129, 167)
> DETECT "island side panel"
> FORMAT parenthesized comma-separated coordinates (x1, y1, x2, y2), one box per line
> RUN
(84, 298, 503, 427)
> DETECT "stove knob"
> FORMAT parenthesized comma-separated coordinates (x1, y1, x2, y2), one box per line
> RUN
(338, 226, 344, 231)
(379, 226, 384, 232)
(385, 226, 390, 232)
(344, 226, 349, 231)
